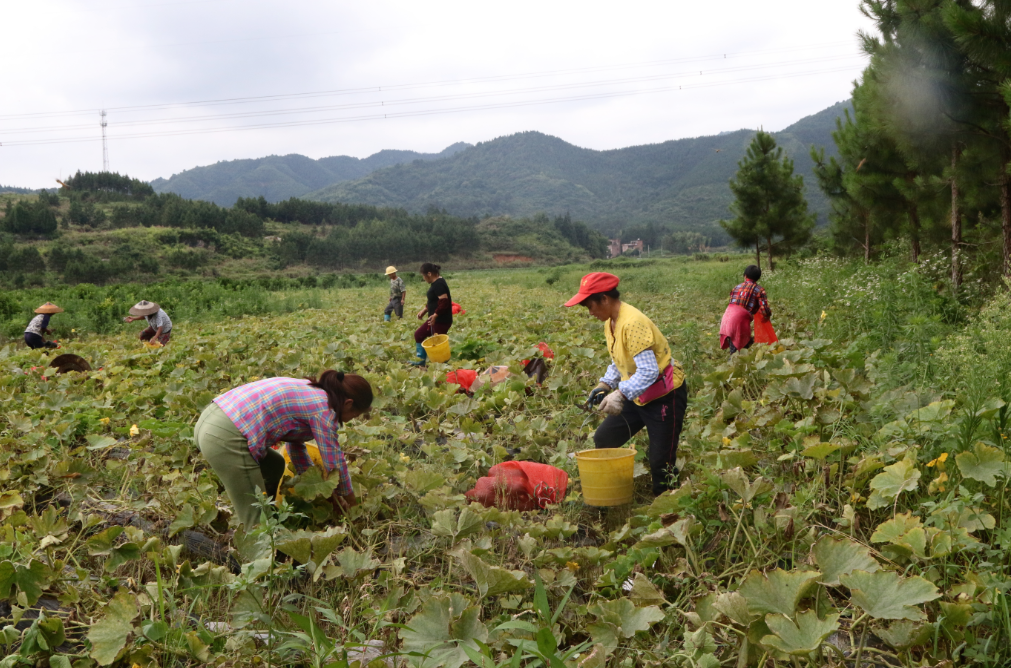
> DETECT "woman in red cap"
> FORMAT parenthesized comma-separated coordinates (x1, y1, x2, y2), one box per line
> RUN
(565, 272, 688, 496)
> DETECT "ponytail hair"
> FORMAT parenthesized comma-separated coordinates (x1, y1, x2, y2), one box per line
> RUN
(419, 262, 441, 276)
(306, 370, 373, 418)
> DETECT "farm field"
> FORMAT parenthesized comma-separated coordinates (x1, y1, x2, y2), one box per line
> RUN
(1, 255, 1009, 667)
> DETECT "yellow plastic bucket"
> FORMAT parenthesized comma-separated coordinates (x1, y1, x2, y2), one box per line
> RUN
(422, 334, 451, 363)
(575, 448, 636, 506)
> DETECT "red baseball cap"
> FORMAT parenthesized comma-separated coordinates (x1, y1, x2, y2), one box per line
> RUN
(564, 272, 620, 307)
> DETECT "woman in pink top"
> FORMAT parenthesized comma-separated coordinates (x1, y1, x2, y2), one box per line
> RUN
(194, 370, 373, 529)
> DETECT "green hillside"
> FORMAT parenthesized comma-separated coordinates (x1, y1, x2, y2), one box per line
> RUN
(307, 101, 850, 241)
(150, 143, 471, 206)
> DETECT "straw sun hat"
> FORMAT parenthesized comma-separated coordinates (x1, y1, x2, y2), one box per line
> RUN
(129, 300, 160, 316)
(385, 266, 398, 275)
(34, 302, 63, 314)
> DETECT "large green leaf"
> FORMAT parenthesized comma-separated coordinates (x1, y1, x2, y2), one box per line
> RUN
(335, 547, 380, 579)
(289, 468, 339, 500)
(452, 548, 532, 598)
(812, 536, 880, 586)
(275, 526, 347, 579)
(720, 468, 771, 503)
(586, 598, 665, 650)
(431, 508, 484, 543)
(873, 620, 931, 650)
(955, 442, 1006, 487)
(87, 588, 139, 666)
(0, 559, 50, 606)
(760, 611, 839, 655)
(841, 570, 939, 621)
(712, 591, 755, 627)
(738, 569, 821, 616)
(866, 458, 920, 510)
(400, 593, 488, 668)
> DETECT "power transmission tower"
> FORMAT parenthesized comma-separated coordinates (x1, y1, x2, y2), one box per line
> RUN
(100, 110, 109, 171)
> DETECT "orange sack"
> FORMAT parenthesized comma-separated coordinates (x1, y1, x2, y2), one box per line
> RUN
(754, 311, 778, 344)
(465, 461, 569, 510)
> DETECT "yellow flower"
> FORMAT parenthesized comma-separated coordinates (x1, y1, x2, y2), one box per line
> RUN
(565, 561, 580, 572)
(71, 329, 76, 333)
(129, 424, 139, 437)
(929, 472, 949, 494)
(820, 310, 827, 322)
(926, 452, 948, 468)
(99, 417, 110, 425)
(722, 437, 732, 447)
(400, 454, 410, 464)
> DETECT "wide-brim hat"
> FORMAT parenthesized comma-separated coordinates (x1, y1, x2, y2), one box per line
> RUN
(385, 266, 398, 275)
(564, 272, 620, 307)
(34, 302, 63, 314)
(129, 300, 160, 316)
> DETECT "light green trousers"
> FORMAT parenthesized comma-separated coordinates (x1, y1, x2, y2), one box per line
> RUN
(195, 402, 267, 531)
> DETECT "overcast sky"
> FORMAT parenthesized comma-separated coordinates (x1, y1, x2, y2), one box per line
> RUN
(1, 0, 874, 189)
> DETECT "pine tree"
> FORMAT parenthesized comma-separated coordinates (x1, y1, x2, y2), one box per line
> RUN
(721, 131, 814, 269)
(861, 0, 977, 286)
(944, 0, 1011, 276)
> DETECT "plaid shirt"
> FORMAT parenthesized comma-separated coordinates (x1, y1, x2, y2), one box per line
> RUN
(213, 377, 352, 496)
(601, 349, 660, 401)
(729, 279, 772, 317)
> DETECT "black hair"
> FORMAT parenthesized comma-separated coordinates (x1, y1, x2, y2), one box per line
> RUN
(582, 289, 621, 305)
(744, 265, 762, 281)
(419, 262, 441, 276)
(306, 370, 373, 417)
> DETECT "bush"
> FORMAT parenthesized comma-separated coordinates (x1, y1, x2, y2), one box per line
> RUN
(0, 292, 17, 321)
(64, 256, 110, 285)
(7, 245, 44, 272)
(2, 200, 58, 236)
(165, 247, 209, 270)
(68, 199, 107, 227)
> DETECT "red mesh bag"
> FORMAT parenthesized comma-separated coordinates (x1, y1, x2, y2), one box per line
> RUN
(452, 302, 466, 315)
(445, 369, 478, 391)
(465, 462, 569, 510)
(536, 342, 555, 359)
(754, 311, 778, 344)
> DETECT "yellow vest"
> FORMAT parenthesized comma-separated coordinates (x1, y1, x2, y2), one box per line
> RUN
(605, 303, 684, 405)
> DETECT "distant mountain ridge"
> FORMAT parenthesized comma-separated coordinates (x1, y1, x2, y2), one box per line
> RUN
(305, 101, 851, 238)
(150, 142, 471, 206)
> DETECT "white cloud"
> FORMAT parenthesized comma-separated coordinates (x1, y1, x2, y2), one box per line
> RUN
(1, 0, 872, 188)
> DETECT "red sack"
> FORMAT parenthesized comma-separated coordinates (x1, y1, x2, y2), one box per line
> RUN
(465, 461, 569, 510)
(754, 311, 778, 344)
(452, 302, 466, 315)
(445, 369, 478, 391)
(536, 342, 555, 359)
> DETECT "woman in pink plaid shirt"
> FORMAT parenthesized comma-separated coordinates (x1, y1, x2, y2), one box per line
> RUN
(194, 370, 373, 529)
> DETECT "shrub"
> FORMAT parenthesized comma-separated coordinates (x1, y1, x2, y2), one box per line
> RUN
(165, 247, 209, 270)
(3, 200, 58, 236)
(64, 256, 110, 284)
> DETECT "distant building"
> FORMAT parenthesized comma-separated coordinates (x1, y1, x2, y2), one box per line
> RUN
(622, 239, 643, 255)
(609, 238, 622, 258)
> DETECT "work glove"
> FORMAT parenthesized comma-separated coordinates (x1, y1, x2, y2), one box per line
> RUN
(587, 385, 610, 407)
(598, 389, 625, 416)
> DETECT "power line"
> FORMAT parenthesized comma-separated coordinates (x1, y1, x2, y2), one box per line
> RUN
(0, 65, 862, 147)
(0, 52, 865, 137)
(0, 40, 859, 121)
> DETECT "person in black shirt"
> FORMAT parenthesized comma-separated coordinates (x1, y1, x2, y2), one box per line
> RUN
(412, 262, 452, 366)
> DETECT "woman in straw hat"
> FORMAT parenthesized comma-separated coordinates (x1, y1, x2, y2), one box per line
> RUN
(123, 300, 173, 345)
(24, 302, 62, 350)
(383, 266, 407, 322)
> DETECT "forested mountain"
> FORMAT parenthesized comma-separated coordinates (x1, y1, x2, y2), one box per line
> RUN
(150, 143, 471, 206)
(306, 101, 850, 240)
